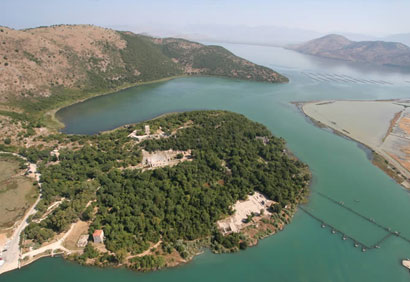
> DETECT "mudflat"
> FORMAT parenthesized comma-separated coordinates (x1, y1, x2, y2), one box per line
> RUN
(302, 100, 410, 188)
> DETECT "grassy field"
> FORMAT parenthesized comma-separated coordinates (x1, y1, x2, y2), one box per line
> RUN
(63, 220, 90, 251)
(0, 155, 38, 233)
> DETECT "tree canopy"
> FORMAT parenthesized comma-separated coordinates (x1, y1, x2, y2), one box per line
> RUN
(23, 111, 310, 264)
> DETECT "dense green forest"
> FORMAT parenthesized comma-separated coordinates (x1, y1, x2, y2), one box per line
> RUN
(157, 37, 288, 83)
(22, 111, 309, 269)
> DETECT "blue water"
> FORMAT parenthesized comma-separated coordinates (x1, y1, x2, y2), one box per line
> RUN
(4, 44, 410, 281)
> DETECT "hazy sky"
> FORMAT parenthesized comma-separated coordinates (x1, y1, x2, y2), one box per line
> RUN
(2, 0, 410, 36)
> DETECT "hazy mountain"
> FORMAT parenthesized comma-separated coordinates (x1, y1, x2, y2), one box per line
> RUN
(110, 23, 410, 49)
(383, 33, 410, 48)
(110, 24, 324, 46)
(289, 34, 410, 67)
(336, 32, 378, 42)
(176, 25, 324, 46)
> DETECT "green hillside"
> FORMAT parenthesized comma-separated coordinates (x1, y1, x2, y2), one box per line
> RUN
(20, 111, 309, 270)
(0, 25, 287, 116)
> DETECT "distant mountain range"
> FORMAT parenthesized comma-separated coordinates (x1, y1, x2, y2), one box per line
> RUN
(112, 24, 410, 49)
(289, 34, 410, 67)
(112, 24, 324, 46)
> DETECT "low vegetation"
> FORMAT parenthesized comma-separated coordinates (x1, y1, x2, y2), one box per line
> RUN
(0, 25, 287, 117)
(20, 111, 310, 270)
(0, 155, 38, 233)
(0, 25, 288, 148)
(0, 25, 299, 272)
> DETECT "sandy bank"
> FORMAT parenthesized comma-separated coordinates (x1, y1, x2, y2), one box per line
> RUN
(301, 100, 410, 188)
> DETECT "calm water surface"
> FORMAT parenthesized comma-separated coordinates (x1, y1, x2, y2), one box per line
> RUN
(4, 44, 410, 282)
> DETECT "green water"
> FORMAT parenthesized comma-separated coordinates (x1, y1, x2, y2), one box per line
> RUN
(4, 44, 410, 281)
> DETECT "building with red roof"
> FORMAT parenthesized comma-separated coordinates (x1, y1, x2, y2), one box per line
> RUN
(92, 229, 104, 243)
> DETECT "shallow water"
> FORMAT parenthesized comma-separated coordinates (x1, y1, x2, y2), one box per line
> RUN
(4, 44, 410, 281)
(302, 101, 403, 148)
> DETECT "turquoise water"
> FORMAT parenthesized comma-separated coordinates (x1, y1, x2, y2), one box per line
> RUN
(4, 44, 410, 281)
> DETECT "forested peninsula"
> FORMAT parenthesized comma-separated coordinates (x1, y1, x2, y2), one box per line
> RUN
(17, 111, 310, 271)
(0, 24, 306, 273)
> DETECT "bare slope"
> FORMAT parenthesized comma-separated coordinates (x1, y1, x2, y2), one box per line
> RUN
(0, 25, 287, 108)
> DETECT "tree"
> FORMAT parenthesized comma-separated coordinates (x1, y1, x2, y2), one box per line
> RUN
(83, 244, 99, 259)
(28, 110, 310, 256)
(239, 241, 248, 250)
(115, 249, 128, 263)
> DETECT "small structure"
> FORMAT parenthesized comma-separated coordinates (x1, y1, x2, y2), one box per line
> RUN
(93, 229, 104, 244)
(144, 125, 150, 135)
(77, 234, 89, 248)
(50, 149, 60, 159)
(142, 149, 192, 169)
(128, 125, 167, 144)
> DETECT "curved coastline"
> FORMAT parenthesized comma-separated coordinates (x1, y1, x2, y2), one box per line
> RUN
(13, 110, 310, 273)
(51, 74, 289, 133)
(47, 75, 190, 131)
(295, 100, 410, 190)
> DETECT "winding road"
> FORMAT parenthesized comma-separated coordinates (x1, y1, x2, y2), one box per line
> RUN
(21, 223, 74, 260)
(0, 152, 41, 275)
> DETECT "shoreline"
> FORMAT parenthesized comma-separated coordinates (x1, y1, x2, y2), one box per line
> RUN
(0, 110, 310, 275)
(16, 201, 305, 273)
(99, 111, 186, 135)
(8, 190, 308, 274)
(44, 75, 190, 132)
(293, 100, 410, 190)
(45, 73, 288, 133)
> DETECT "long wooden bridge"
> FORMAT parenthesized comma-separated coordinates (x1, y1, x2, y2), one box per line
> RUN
(299, 191, 410, 251)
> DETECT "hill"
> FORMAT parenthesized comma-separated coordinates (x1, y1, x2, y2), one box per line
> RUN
(18, 110, 310, 271)
(289, 34, 410, 67)
(0, 25, 287, 109)
(383, 33, 410, 48)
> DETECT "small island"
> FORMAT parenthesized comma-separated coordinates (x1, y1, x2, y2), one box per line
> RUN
(2, 111, 310, 272)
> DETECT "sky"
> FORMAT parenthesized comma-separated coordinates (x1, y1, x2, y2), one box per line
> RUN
(2, 0, 410, 36)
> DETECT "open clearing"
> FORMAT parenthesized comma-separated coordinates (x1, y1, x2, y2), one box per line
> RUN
(0, 156, 37, 232)
(217, 192, 275, 234)
(141, 149, 192, 169)
(63, 220, 90, 251)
